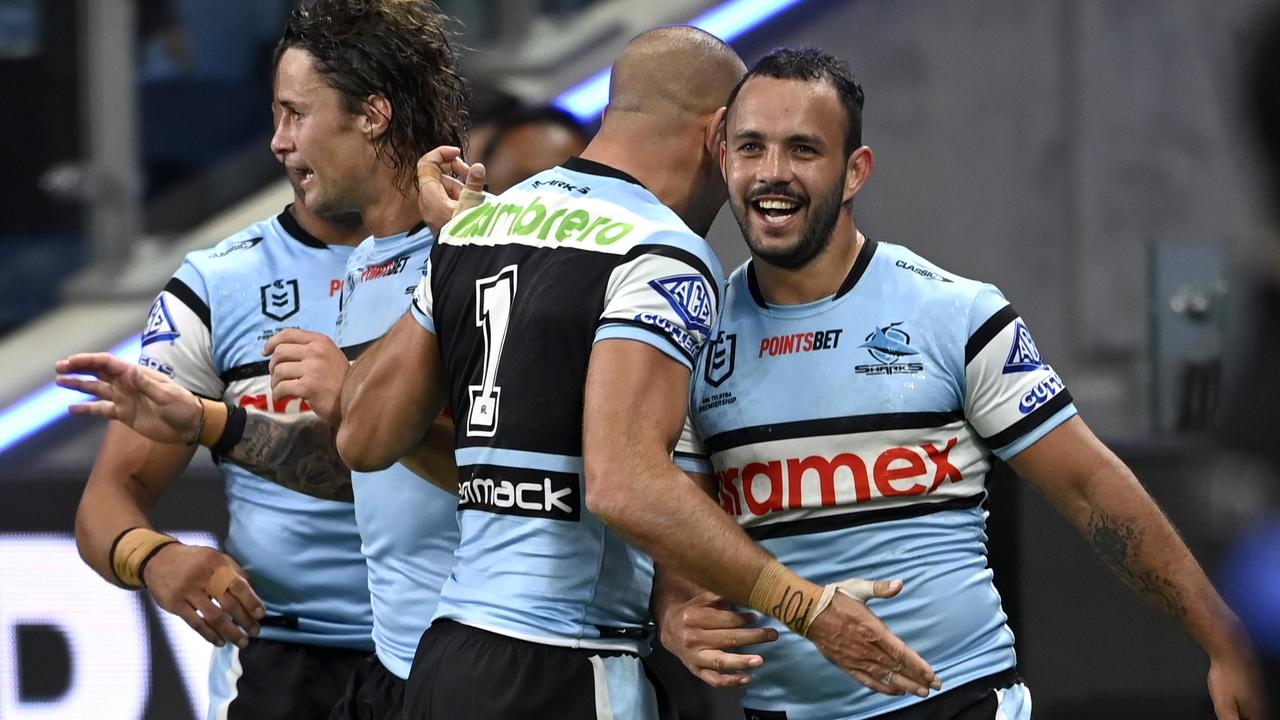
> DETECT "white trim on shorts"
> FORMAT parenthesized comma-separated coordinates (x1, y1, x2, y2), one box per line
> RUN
(208, 643, 244, 720)
(994, 682, 1033, 720)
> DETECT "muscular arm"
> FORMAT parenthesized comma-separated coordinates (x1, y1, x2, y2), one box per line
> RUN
(220, 409, 353, 502)
(337, 311, 448, 472)
(1010, 416, 1263, 718)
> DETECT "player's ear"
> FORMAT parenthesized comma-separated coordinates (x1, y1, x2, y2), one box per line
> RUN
(704, 106, 727, 159)
(362, 95, 393, 140)
(844, 145, 874, 202)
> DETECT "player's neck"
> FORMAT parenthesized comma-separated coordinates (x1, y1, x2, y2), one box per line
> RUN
(580, 128, 711, 231)
(360, 180, 423, 239)
(754, 225, 865, 306)
(290, 202, 366, 247)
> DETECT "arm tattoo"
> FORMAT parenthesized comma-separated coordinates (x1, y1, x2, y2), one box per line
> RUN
(223, 410, 353, 502)
(1087, 510, 1187, 621)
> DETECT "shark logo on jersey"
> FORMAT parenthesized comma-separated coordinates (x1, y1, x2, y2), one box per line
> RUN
(704, 331, 737, 387)
(649, 275, 713, 335)
(141, 296, 180, 346)
(855, 322, 924, 375)
(260, 278, 300, 321)
(1003, 320, 1045, 373)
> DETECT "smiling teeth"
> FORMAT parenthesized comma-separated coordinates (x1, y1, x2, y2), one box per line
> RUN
(758, 199, 797, 210)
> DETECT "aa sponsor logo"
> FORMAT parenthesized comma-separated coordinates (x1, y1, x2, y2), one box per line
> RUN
(650, 274, 714, 335)
(715, 438, 963, 517)
(1003, 320, 1045, 373)
(1018, 372, 1064, 414)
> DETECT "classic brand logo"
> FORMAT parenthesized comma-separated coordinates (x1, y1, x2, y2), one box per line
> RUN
(715, 438, 962, 517)
(649, 274, 714, 335)
(209, 237, 262, 258)
(458, 465, 581, 521)
(260, 279, 300, 322)
(142, 296, 180, 346)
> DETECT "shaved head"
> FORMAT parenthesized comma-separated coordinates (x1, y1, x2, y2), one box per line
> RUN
(607, 26, 746, 119)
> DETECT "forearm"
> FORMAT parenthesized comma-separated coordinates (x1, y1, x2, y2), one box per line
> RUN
(398, 414, 459, 495)
(204, 400, 352, 502)
(1070, 461, 1244, 653)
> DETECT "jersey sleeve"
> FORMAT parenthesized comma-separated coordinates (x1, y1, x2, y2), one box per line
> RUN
(139, 261, 223, 398)
(410, 256, 436, 335)
(963, 284, 1077, 460)
(594, 241, 720, 370)
(673, 415, 713, 474)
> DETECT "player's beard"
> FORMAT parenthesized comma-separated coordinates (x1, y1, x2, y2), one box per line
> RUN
(737, 173, 845, 271)
(286, 170, 363, 230)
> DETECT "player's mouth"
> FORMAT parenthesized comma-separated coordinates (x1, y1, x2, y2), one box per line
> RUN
(749, 195, 804, 231)
(289, 164, 316, 188)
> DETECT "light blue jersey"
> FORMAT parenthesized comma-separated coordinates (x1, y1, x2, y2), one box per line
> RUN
(411, 159, 723, 655)
(140, 208, 373, 652)
(683, 239, 1073, 719)
(336, 223, 460, 680)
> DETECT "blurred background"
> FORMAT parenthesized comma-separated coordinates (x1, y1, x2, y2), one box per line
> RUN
(1, 0, 1278, 717)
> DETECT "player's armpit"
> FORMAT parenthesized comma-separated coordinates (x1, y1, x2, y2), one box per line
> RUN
(338, 310, 448, 471)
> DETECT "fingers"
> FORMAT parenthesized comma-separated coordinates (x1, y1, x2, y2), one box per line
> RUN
(871, 626, 939, 691)
(452, 164, 487, 219)
(56, 353, 129, 378)
(66, 400, 120, 418)
(695, 626, 779, 650)
(226, 574, 267, 622)
(192, 594, 248, 648)
(175, 603, 225, 647)
(691, 649, 764, 688)
(55, 375, 113, 399)
(869, 578, 904, 599)
(214, 582, 262, 640)
(263, 328, 321, 356)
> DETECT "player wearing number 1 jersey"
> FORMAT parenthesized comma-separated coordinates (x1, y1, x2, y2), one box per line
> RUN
(660, 48, 1264, 720)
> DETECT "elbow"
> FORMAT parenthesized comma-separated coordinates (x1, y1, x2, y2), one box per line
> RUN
(583, 453, 634, 530)
(335, 422, 392, 473)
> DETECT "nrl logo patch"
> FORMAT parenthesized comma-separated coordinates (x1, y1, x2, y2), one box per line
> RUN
(142, 296, 180, 346)
(704, 331, 737, 387)
(649, 274, 714, 335)
(1003, 320, 1045, 373)
(260, 279, 301, 322)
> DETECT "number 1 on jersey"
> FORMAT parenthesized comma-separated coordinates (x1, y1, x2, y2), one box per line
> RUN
(468, 265, 518, 437)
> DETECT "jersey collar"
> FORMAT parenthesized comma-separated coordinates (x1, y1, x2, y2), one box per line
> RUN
(562, 157, 648, 191)
(747, 236, 879, 309)
(277, 204, 328, 249)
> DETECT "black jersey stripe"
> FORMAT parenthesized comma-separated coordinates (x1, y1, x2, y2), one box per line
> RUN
(703, 410, 966, 453)
(982, 389, 1074, 451)
(164, 278, 211, 329)
(745, 493, 985, 540)
(276, 205, 327, 248)
(597, 319, 697, 366)
(620, 244, 720, 303)
(964, 304, 1018, 365)
(218, 341, 373, 384)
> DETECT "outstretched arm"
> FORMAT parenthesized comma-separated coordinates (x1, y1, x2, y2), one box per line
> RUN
(1010, 416, 1265, 720)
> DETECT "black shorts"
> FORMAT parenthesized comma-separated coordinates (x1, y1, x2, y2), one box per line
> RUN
(208, 638, 369, 720)
(329, 653, 406, 720)
(404, 619, 659, 720)
(743, 668, 1028, 720)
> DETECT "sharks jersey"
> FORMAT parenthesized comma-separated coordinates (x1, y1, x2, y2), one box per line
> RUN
(684, 239, 1075, 719)
(410, 158, 722, 653)
(336, 224, 461, 680)
(139, 208, 373, 650)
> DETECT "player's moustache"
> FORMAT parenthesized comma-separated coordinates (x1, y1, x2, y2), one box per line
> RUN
(746, 182, 806, 205)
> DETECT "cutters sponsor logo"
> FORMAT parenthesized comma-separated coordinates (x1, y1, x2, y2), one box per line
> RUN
(141, 296, 180, 346)
(138, 355, 175, 377)
(855, 322, 923, 375)
(650, 274, 714, 335)
(239, 393, 311, 414)
(458, 466, 580, 521)
(704, 331, 736, 387)
(209, 237, 262, 258)
(531, 178, 590, 194)
(759, 329, 843, 358)
(716, 438, 963, 517)
(260, 279, 300, 322)
(635, 313, 696, 354)
(1019, 372, 1065, 414)
(450, 196, 633, 245)
(1003, 320, 1045, 373)
(894, 259, 953, 282)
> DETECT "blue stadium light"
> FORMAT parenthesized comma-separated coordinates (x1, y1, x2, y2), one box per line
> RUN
(0, 334, 142, 456)
(555, 0, 810, 121)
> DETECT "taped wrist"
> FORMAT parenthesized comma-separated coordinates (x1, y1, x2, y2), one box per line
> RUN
(748, 559, 824, 637)
(109, 527, 179, 589)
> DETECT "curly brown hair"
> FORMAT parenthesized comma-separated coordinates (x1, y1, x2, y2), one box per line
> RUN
(274, 0, 469, 191)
